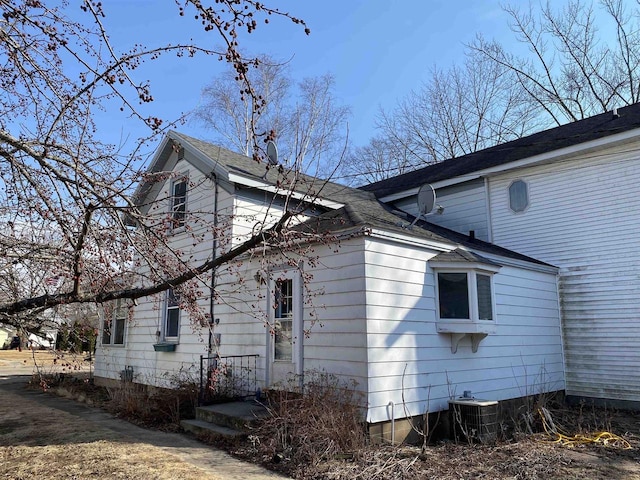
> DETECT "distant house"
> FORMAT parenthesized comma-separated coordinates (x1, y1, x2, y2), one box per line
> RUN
(0, 324, 14, 349)
(95, 131, 564, 441)
(363, 102, 640, 409)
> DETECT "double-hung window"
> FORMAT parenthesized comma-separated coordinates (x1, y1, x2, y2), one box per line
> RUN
(164, 288, 181, 341)
(171, 176, 187, 229)
(102, 299, 126, 346)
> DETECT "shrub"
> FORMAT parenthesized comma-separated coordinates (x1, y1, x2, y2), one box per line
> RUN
(252, 371, 367, 471)
(107, 371, 198, 429)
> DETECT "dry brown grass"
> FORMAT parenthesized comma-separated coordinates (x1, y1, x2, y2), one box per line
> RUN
(0, 349, 89, 371)
(0, 389, 222, 480)
(228, 379, 640, 480)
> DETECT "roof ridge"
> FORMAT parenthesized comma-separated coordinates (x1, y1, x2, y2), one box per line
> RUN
(361, 102, 640, 197)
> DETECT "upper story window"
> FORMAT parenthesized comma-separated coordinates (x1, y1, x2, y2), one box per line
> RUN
(171, 176, 187, 229)
(509, 179, 529, 213)
(102, 298, 127, 346)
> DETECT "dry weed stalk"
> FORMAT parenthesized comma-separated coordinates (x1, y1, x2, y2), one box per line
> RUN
(253, 371, 367, 469)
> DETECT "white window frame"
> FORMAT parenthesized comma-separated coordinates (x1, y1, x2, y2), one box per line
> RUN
(163, 288, 181, 343)
(273, 277, 295, 362)
(266, 268, 304, 387)
(431, 261, 500, 336)
(170, 174, 188, 230)
(101, 298, 127, 346)
(508, 179, 529, 213)
(435, 270, 496, 323)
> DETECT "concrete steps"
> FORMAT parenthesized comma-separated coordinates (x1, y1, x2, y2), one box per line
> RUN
(181, 401, 269, 439)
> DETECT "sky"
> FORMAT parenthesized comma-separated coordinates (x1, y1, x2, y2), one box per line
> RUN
(95, 1, 555, 158)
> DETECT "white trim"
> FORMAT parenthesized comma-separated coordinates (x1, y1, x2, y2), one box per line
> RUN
(162, 288, 181, 343)
(466, 249, 558, 274)
(169, 172, 189, 231)
(228, 173, 345, 209)
(508, 179, 530, 213)
(369, 228, 557, 274)
(484, 177, 493, 243)
(368, 228, 456, 253)
(266, 267, 304, 386)
(101, 299, 127, 347)
(433, 268, 498, 345)
(429, 260, 501, 274)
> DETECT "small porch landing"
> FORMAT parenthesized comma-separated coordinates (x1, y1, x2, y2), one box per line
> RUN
(181, 401, 269, 438)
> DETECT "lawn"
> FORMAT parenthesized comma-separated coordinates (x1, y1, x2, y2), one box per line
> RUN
(0, 388, 225, 480)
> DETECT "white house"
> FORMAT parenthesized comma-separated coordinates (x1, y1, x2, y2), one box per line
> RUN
(363, 102, 640, 409)
(95, 131, 564, 440)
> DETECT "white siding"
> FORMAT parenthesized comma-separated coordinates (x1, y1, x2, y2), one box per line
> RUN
(364, 237, 563, 423)
(212, 236, 369, 390)
(95, 154, 226, 386)
(96, 162, 370, 392)
(393, 179, 489, 241)
(489, 143, 640, 402)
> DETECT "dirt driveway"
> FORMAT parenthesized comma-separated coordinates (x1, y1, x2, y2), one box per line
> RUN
(0, 351, 286, 480)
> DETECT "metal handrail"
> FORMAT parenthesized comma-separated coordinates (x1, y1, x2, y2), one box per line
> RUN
(199, 353, 259, 405)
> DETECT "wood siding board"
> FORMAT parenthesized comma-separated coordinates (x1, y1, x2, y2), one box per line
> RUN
(489, 145, 640, 402)
(392, 179, 489, 241)
(364, 237, 562, 423)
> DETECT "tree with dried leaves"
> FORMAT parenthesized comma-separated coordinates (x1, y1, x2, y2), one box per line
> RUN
(196, 57, 350, 177)
(0, 0, 316, 335)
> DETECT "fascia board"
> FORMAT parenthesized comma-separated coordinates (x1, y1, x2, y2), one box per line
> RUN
(466, 249, 558, 274)
(167, 132, 231, 181)
(368, 228, 556, 274)
(228, 172, 345, 209)
(379, 127, 640, 203)
(428, 260, 501, 273)
(368, 228, 454, 252)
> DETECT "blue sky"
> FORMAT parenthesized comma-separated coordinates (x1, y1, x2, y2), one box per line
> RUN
(97, 1, 541, 156)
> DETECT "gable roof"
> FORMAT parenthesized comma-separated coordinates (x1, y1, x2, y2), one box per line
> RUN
(138, 131, 554, 269)
(362, 103, 640, 198)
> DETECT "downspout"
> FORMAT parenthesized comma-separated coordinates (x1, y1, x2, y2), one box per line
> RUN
(208, 172, 219, 357)
(388, 401, 395, 445)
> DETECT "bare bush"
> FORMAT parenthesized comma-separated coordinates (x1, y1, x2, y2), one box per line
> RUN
(251, 372, 367, 473)
(107, 372, 198, 429)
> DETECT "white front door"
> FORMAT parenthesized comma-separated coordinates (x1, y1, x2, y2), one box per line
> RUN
(267, 269, 303, 387)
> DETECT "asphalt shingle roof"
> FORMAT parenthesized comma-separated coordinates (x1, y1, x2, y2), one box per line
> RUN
(171, 132, 553, 267)
(361, 103, 640, 198)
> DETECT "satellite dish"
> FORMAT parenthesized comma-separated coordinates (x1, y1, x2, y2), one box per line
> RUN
(266, 141, 278, 165)
(410, 184, 437, 227)
(416, 184, 436, 215)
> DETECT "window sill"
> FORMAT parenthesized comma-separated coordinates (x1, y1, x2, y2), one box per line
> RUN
(437, 319, 496, 335)
(153, 343, 177, 352)
(437, 320, 495, 354)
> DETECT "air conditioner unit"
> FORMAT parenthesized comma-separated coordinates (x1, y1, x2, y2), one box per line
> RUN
(449, 398, 498, 443)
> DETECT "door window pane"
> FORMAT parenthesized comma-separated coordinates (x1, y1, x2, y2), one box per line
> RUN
(274, 279, 293, 361)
